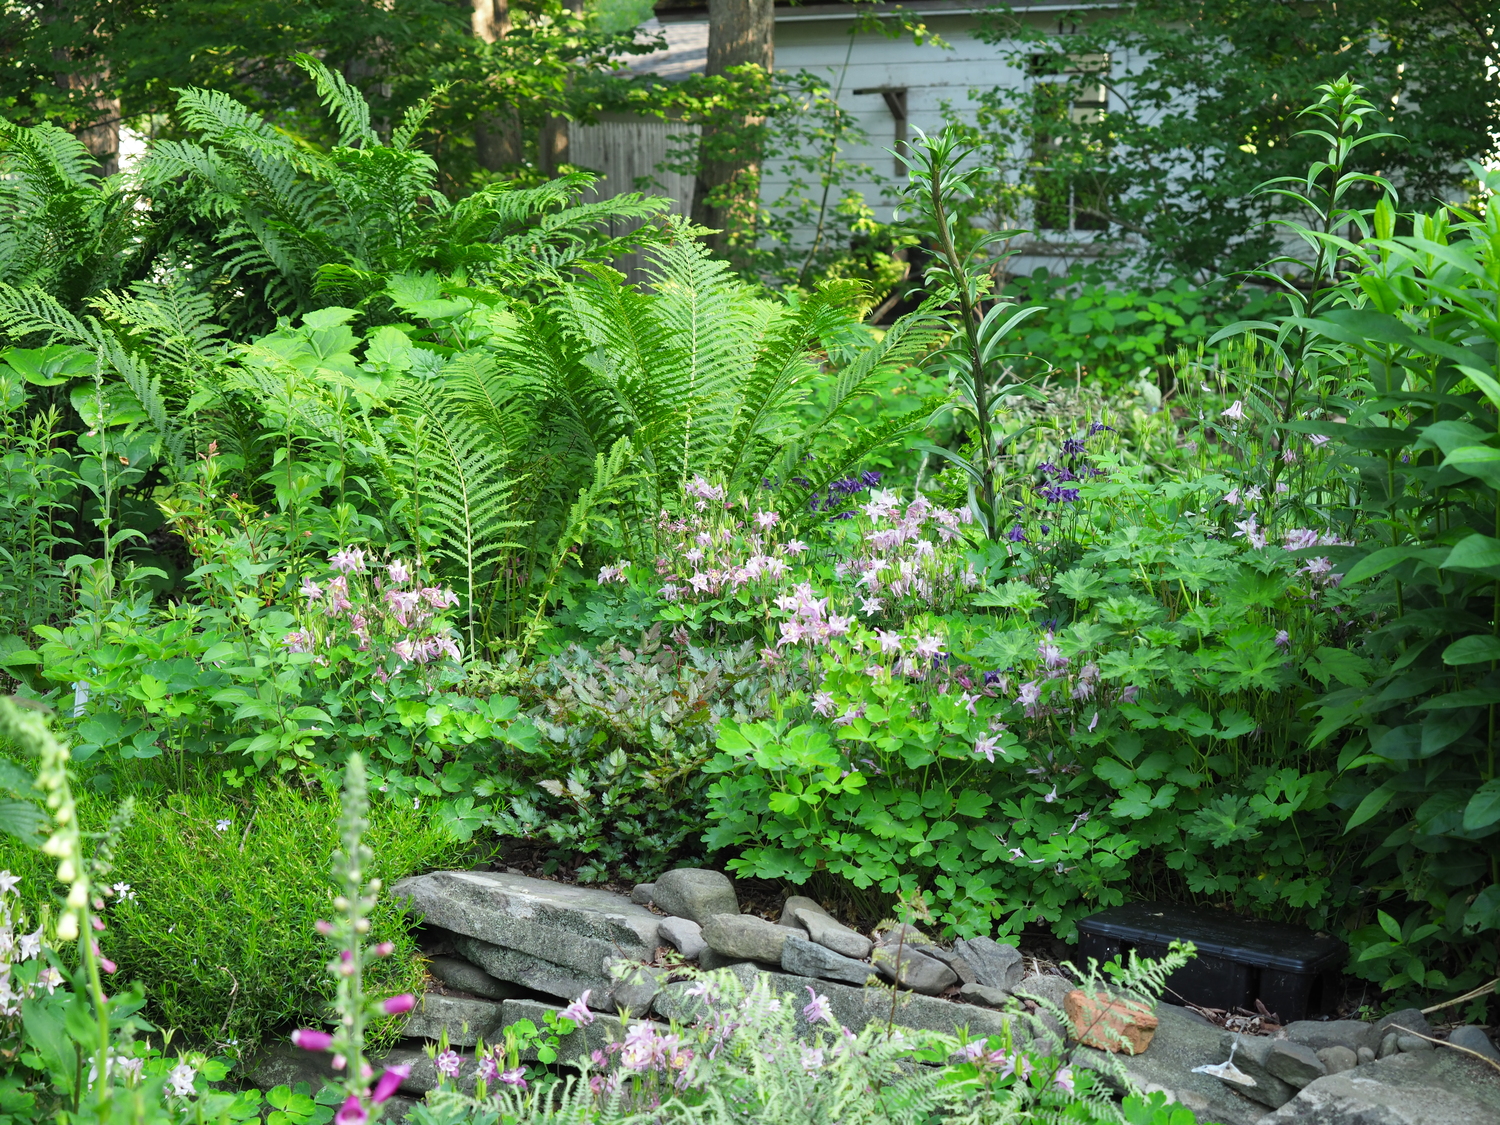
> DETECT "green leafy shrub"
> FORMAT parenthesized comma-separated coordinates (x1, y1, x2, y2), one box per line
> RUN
(0, 780, 465, 1054)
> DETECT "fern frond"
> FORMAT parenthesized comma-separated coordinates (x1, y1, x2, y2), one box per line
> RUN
(717, 279, 865, 494)
(293, 55, 378, 149)
(0, 283, 94, 344)
(395, 380, 523, 656)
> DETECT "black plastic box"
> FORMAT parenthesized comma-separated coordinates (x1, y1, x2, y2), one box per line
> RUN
(1075, 902, 1346, 1023)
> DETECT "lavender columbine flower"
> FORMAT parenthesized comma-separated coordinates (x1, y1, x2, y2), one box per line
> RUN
(498, 1068, 527, 1089)
(476, 1055, 499, 1083)
(329, 547, 367, 574)
(801, 986, 833, 1025)
(434, 1049, 461, 1078)
(559, 991, 596, 1026)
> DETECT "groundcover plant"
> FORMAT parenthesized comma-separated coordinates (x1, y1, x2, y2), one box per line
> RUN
(0, 61, 1494, 1123)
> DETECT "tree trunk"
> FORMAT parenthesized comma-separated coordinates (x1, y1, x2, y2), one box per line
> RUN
(47, 0, 119, 175)
(690, 0, 774, 258)
(473, 0, 523, 171)
(538, 0, 581, 177)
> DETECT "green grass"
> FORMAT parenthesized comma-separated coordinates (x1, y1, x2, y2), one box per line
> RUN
(0, 779, 467, 1056)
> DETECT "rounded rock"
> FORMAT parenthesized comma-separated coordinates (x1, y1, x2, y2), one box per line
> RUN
(650, 869, 738, 925)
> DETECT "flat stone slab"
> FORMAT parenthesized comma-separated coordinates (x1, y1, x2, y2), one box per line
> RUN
(651, 868, 737, 924)
(1256, 1050, 1500, 1125)
(427, 954, 520, 1000)
(393, 871, 661, 973)
(454, 934, 614, 1009)
(401, 993, 505, 1045)
(954, 936, 1023, 990)
(653, 964, 1021, 1044)
(781, 934, 877, 986)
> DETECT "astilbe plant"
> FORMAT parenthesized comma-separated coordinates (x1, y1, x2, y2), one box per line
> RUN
(288, 752, 418, 1123)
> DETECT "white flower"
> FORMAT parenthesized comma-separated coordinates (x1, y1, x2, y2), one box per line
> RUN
(111, 882, 136, 903)
(214, 818, 231, 833)
(0, 872, 19, 897)
(19, 927, 42, 960)
(167, 1061, 196, 1096)
(1220, 400, 1246, 421)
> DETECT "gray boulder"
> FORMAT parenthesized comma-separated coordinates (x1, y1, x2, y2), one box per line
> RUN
(958, 983, 1011, 1008)
(427, 955, 519, 1001)
(954, 936, 1025, 991)
(1014, 972, 1074, 1011)
(778, 896, 826, 930)
(913, 944, 977, 984)
(781, 935, 876, 986)
(698, 946, 756, 971)
(703, 913, 791, 963)
(1449, 1025, 1500, 1064)
(1254, 1050, 1500, 1125)
(1379, 1031, 1402, 1059)
(401, 993, 505, 1045)
(1397, 1035, 1433, 1053)
(1317, 1045, 1358, 1074)
(1216, 1033, 1299, 1108)
(658, 916, 707, 960)
(605, 958, 663, 1017)
(1284, 1019, 1374, 1054)
(1265, 1039, 1327, 1089)
(795, 908, 872, 960)
(872, 945, 958, 995)
(394, 871, 661, 973)
(1375, 1007, 1432, 1043)
(630, 883, 655, 905)
(651, 869, 738, 924)
(1357, 1046, 1377, 1065)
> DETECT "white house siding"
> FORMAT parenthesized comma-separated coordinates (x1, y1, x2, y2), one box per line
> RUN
(574, 3, 1123, 277)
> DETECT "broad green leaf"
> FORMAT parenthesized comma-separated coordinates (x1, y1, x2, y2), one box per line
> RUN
(1342, 546, 1441, 585)
(0, 344, 93, 386)
(1442, 634, 1500, 665)
(1442, 534, 1500, 571)
(1347, 784, 1396, 830)
(1463, 780, 1500, 832)
(1441, 445, 1500, 489)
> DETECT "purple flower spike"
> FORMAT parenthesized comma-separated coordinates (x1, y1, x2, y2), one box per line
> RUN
(292, 1028, 335, 1052)
(381, 994, 416, 1015)
(372, 1064, 411, 1103)
(334, 1095, 368, 1124)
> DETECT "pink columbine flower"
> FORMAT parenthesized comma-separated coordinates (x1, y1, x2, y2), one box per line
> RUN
(875, 629, 903, 654)
(754, 510, 781, 529)
(1053, 1065, 1075, 1094)
(1220, 400, 1246, 421)
(330, 547, 366, 574)
(811, 691, 836, 718)
(975, 734, 1000, 763)
(914, 634, 943, 659)
(559, 991, 596, 1026)
(387, 560, 411, 585)
(476, 1055, 499, 1083)
(372, 1064, 411, 1103)
(292, 1028, 335, 1052)
(300, 577, 323, 601)
(381, 994, 415, 1015)
(1275, 629, 1290, 649)
(498, 1068, 527, 1088)
(334, 1095, 368, 1124)
(434, 1050, 461, 1078)
(784, 539, 808, 556)
(802, 986, 834, 1025)
(1310, 433, 1330, 448)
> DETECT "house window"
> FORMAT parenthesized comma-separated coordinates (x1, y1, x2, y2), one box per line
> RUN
(1028, 53, 1111, 233)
